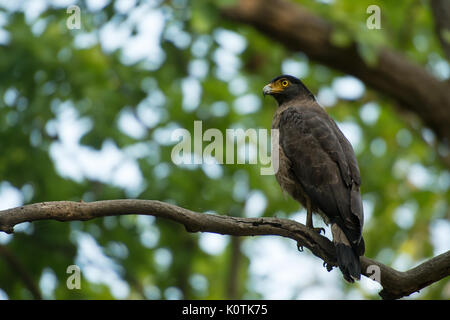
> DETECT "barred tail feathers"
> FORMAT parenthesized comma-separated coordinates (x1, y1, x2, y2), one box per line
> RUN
(331, 223, 361, 282)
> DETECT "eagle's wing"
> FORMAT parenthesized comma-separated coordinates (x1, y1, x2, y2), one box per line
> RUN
(279, 106, 363, 245)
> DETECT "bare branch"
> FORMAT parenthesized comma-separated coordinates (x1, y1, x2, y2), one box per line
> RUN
(0, 199, 448, 299)
(361, 253, 450, 299)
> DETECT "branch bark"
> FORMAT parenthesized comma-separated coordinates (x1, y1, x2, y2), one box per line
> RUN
(0, 199, 448, 299)
(220, 0, 450, 149)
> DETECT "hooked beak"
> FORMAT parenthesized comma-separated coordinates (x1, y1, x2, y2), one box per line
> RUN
(262, 84, 272, 97)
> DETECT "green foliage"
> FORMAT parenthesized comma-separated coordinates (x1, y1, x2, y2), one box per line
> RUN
(0, 0, 448, 300)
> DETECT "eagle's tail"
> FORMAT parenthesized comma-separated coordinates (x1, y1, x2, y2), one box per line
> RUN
(331, 223, 362, 282)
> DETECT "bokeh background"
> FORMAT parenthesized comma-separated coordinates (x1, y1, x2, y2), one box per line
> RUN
(0, 0, 449, 299)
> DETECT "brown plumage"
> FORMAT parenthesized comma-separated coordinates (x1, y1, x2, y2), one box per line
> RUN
(264, 75, 365, 282)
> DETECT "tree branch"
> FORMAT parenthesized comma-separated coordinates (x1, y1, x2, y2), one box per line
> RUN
(226, 236, 243, 299)
(0, 199, 448, 299)
(431, 0, 450, 60)
(0, 244, 42, 300)
(220, 0, 450, 149)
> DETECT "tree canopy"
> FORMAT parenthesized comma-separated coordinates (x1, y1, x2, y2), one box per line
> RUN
(0, 0, 448, 300)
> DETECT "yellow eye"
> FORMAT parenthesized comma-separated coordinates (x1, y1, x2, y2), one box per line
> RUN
(281, 80, 289, 87)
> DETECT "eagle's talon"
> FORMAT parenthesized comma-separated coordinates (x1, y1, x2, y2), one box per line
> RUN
(323, 262, 333, 272)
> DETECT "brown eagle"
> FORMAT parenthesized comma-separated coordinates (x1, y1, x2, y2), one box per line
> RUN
(263, 75, 365, 282)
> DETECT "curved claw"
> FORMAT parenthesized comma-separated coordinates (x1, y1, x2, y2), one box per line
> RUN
(323, 261, 333, 272)
(297, 242, 304, 252)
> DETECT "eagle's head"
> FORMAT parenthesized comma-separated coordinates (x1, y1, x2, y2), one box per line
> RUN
(263, 75, 315, 105)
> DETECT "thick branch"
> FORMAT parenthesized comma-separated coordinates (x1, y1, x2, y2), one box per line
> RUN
(221, 0, 450, 147)
(360, 254, 450, 299)
(0, 199, 448, 299)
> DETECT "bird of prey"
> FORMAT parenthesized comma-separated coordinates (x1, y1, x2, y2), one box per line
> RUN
(263, 75, 365, 282)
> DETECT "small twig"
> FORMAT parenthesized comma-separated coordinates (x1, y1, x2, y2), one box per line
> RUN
(0, 199, 448, 299)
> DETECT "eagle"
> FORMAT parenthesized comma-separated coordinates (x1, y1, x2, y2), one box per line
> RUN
(263, 75, 365, 282)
